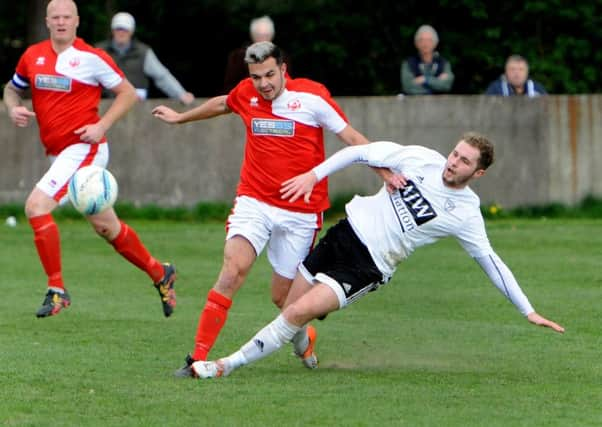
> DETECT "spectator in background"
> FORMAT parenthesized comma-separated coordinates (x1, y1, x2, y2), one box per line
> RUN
(401, 25, 454, 95)
(485, 55, 547, 97)
(96, 12, 194, 105)
(223, 15, 278, 93)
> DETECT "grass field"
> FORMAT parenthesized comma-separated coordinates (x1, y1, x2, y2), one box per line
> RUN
(1, 218, 601, 426)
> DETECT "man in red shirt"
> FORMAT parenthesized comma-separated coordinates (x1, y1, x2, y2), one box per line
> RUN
(3, 0, 176, 318)
(153, 41, 397, 376)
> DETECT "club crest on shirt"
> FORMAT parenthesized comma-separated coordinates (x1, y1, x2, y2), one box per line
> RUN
(36, 56, 46, 66)
(251, 118, 295, 136)
(35, 74, 71, 92)
(287, 98, 301, 111)
(444, 199, 456, 212)
(250, 97, 259, 107)
(69, 57, 80, 68)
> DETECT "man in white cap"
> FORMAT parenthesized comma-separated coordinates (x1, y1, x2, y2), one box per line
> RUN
(96, 12, 194, 105)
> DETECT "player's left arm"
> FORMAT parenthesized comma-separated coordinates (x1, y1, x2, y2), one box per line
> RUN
(74, 79, 137, 143)
(474, 252, 565, 333)
(336, 125, 405, 190)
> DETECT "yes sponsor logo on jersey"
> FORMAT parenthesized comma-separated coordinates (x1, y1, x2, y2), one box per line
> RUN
(251, 118, 295, 136)
(390, 179, 437, 231)
(35, 74, 71, 92)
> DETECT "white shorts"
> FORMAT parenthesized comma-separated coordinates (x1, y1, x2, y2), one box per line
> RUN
(226, 195, 322, 279)
(37, 142, 109, 204)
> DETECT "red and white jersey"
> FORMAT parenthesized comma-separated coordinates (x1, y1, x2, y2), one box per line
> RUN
(11, 38, 124, 156)
(226, 77, 349, 213)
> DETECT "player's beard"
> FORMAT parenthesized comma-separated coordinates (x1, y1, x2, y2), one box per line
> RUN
(442, 168, 476, 188)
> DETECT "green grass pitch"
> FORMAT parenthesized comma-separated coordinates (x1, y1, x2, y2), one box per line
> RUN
(1, 219, 601, 426)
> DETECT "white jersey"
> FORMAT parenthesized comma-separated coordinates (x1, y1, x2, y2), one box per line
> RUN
(313, 141, 535, 315)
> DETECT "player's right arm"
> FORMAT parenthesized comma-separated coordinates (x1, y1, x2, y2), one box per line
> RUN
(152, 95, 230, 124)
(3, 81, 36, 127)
(281, 141, 408, 203)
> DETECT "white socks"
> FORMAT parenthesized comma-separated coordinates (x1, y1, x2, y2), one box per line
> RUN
(223, 314, 300, 371)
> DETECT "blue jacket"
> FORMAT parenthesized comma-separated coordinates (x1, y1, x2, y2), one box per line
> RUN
(485, 76, 547, 97)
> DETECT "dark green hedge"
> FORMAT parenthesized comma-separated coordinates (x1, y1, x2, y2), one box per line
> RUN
(2, 1, 602, 96)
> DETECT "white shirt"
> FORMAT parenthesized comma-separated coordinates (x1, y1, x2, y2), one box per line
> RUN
(313, 141, 535, 315)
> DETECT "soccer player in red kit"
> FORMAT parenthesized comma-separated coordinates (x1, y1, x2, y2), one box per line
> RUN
(153, 41, 398, 376)
(3, 0, 176, 318)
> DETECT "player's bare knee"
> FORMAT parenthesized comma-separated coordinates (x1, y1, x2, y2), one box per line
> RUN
(24, 198, 47, 218)
(283, 303, 306, 325)
(215, 266, 248, 295)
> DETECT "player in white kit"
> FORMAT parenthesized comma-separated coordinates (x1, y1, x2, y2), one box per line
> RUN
(189, 132, 564, 379)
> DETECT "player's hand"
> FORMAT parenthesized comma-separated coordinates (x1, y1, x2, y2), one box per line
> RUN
(280, 171, 319, 203)
(74, 122, 106, 143)
(375, 168, 407, 193)
(9, 106, 36, 127)
(151, 105, 181, 124)
(527, 312, 565, 333)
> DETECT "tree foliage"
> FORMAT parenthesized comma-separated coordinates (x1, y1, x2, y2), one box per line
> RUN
(1, 0, 602, 96)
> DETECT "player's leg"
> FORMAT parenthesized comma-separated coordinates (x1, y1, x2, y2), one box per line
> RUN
(191, 278, 340, 379)
(267, 209, 322, 367)
(25, 187, 69, 317)
(26, 144, 101, 317)
(188, 235, 257, 361)
(176, 197, 272, 377)
(192, 219, 386, 379)
(87, 208, 176, 317)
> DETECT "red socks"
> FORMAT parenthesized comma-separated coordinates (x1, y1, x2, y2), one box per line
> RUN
(192, 289, 233, 361)
(110, 221, 164, 283)
(29, 214, 63, 288)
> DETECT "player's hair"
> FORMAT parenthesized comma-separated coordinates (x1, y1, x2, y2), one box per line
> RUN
(462, 132, 494, 170)
(414, 25, 439, 45)
(244, 41, 283, 65)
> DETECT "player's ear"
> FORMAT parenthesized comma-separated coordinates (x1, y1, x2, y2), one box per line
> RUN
(281, 62, 287, 75)
(474, 169, 486, 179)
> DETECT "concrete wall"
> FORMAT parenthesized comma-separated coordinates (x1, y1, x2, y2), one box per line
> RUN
(1, 95, 601, 209)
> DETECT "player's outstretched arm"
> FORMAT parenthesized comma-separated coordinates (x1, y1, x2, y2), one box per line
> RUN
(152, 95, 230, 124)
(527, 312, 565, 333)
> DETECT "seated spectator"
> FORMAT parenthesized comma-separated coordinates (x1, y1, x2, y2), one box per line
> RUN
(223, 15, 288, 93)
(401, 25, 454, 95)
(96, 12, 194, 105)
(485, 55, 547, 97)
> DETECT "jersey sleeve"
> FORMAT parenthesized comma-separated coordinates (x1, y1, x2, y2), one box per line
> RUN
(312, 87, 348, 134)
(474, 252, 535, 316)
(225, 83, 243, 114)
(312, 141, 440, 181)
(92, 48, 124, 89)
(12, 50, 31, 89)
(454, 213, 493, 258)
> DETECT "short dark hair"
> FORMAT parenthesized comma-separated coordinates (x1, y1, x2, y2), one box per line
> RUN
(244, 41, 283, 65)
(462, 132, 494, 170)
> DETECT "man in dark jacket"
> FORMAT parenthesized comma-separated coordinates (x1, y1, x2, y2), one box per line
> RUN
(485, 55, 547, 97)
(96, 12, 194, 104)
